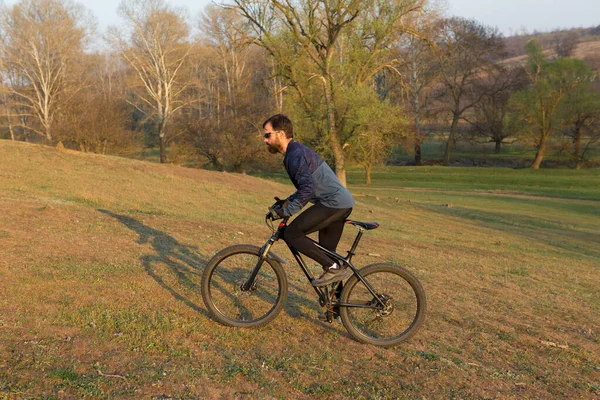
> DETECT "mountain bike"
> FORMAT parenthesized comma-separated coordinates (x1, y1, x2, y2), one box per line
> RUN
(201, 203, 427, 347)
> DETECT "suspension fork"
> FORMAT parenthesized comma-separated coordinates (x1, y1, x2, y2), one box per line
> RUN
(241, 238, 274, 291)
(241, 219, 287, 291)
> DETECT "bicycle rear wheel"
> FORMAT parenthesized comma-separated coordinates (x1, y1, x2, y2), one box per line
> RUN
(339, 263, 426, 347)
(201, 244, 288, 328)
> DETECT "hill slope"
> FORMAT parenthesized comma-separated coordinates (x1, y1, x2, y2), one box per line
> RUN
(1, 140, 598, 398)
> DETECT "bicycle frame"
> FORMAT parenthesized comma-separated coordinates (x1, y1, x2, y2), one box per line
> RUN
(242, 217, 387, 310)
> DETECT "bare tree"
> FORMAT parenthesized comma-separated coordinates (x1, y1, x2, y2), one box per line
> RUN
(200, 6, 254, 119)
(179, 5, 273, 172)
(466, 66, 527, 153)
(553, 31, 579, 58)
(55, 52, 139, 154)
(431, 17, 506, 165)
(110, 0, 195, 163)
(393, 9, 441, 165)
(0, 55, 16, 140)
(0, 0, 92, 143)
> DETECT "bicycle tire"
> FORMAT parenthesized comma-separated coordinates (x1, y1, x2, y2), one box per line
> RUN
(339, 263, 426, 347)
(201, 244, 288, 328)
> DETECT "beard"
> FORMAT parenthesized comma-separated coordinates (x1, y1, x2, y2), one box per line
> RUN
(267, 144, 280, 154)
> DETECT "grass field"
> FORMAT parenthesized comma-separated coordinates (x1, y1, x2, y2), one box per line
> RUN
(1, 140, 599, 399)
(389, 136, 600, 168)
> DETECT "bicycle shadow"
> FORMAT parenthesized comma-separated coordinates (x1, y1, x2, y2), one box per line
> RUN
(97, 209, 210, 317)
(274, 263, 354, 339)
(97, 209, 352, 338)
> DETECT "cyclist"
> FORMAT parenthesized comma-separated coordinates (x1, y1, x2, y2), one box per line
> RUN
(263, 114, 355, 286)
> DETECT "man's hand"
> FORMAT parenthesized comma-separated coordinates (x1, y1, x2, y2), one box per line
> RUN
(267, 206, 285, 221)
(272, 196, 288, 209)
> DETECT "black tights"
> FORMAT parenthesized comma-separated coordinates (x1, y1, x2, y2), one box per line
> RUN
(283, 203, 352, 271)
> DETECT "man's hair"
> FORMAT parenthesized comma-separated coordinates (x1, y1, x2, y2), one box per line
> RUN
(263, 114, 293, 139)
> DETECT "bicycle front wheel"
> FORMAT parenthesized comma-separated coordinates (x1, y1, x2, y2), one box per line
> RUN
(201, 244, 288, 328)
(339, 263, 426, 347)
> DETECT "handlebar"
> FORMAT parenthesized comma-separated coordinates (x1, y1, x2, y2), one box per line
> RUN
(265, 196, 289, 231)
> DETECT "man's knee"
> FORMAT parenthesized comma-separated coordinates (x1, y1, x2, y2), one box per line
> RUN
(282, 225, 302, 245)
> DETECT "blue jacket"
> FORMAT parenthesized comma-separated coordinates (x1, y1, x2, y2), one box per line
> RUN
(282, 141, 354, 216)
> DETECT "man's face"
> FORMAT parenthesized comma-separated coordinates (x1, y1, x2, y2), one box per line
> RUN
(263, 122, 283, 154)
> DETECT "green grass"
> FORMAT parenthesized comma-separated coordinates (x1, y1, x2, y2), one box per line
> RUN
(255, 165, 600, 200)
(389, 136, 600, 165)
(1, 139, 599, 399)
(350, 166, 600, 199)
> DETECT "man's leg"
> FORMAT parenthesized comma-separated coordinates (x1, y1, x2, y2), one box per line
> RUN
(318, 208, 352, 254)
(283, 203, 351, 269)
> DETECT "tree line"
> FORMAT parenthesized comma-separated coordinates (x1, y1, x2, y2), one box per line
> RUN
(1, 0, 599, 185)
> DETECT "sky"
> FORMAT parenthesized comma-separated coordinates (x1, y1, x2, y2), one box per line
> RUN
(447, 0, 600, 35)
(4, 0, 600, 37)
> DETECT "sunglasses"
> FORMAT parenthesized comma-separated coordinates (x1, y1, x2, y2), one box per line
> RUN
(263, 130, 279, 139)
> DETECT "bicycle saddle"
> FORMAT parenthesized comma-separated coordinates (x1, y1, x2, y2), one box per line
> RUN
(345, 220, 379, 230)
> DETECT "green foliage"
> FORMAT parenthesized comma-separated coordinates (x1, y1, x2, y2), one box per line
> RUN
(559, 77, 600, 166)
(345, 86, 408, 183)
(235, 0, 423, 183)
(508, 40, 596, 167)
(524, 39, 545, 72)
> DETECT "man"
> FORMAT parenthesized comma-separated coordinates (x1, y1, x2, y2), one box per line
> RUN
(263, 114, 355, 286)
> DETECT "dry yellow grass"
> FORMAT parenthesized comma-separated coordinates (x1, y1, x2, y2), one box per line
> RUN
(0, 140, 598, 399)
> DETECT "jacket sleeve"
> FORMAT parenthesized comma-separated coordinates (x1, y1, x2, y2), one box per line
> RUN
(283, 152, 315, 216)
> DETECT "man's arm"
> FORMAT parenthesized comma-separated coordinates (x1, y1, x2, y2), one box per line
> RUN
(283, 153, 315, 216)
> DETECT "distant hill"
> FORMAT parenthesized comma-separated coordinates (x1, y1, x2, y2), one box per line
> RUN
(503, 25, 600, 71)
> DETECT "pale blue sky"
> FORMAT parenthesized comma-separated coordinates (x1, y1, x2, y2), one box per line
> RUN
(4, 0, 600, 37)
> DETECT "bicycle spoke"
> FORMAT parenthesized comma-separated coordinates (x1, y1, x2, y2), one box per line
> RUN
(202, 246, 287, 327)
(340, 264, 426, 346)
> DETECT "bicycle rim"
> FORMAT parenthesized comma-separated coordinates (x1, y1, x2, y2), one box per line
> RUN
(203, 246, 287, 327)
(340, 264, 426, 346)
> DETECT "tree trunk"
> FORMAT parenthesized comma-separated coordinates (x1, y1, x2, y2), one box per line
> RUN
(573, 125, 583, 169)
(531, 135, 548, 169)
(158, 118, 168, 164)
(208, 154, 223, 171)
(494, 140, 501, 154)
(8, 119, 15, 141)
(159, 134, 167, 163)
(45, 125, 53, 144)
(364, 165, 371, 185)
(444, 114, 460, 166)
(414, 140, 422, 166)
(413, 108, 423, 166)
(411, 53, 423, 167)
(323, 75, 346, 187)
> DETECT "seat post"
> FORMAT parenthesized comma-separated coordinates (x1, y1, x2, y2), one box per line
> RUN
(347, 228, 364, 260)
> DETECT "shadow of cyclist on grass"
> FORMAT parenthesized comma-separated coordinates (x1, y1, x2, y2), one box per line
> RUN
(97, 209, 351, 336)
(97, 209, 210, 317)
